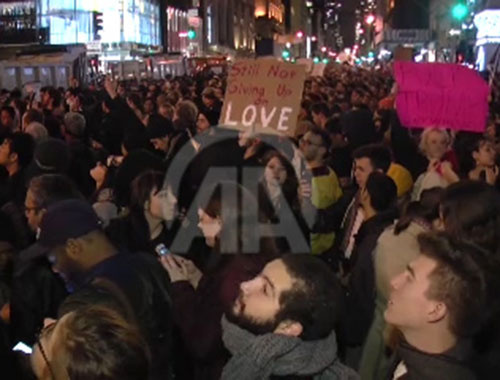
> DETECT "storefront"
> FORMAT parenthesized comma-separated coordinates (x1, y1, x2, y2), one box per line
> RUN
(38, 0, 161, 47)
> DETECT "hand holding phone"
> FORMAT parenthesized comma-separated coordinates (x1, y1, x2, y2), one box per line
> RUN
(155, 244, 171, 257)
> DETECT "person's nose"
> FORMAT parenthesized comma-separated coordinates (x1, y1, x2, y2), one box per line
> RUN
(240, 277, 263, 295)
(390, 271, 405, 291)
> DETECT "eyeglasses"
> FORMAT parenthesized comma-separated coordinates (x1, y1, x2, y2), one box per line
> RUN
(36, 322, 57, 380)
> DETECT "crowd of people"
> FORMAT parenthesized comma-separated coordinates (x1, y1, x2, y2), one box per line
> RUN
(0, 62, 498, 380)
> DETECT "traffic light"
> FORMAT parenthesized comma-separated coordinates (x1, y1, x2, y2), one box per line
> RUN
(313, 57, 320, 64)
(452, 3, 468, 21)
(92, 11, 103, 41)
(282, 49, 291, 60)
(187, 29, 196, 40)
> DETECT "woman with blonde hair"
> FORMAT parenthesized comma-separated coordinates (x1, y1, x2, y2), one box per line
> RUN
(411, 127, 459, 200)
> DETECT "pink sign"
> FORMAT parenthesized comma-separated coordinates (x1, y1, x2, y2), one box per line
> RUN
(394, 62, 490, 132)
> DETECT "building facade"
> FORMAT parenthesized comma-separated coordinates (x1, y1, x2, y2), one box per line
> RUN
(203, 0, 255, 57)
(0, 0, 40, 44)
(475, 0, 500, 71)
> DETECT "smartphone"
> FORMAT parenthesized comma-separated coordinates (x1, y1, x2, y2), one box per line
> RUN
(13, 342, 33, 355)
(155, 244, 171, 257)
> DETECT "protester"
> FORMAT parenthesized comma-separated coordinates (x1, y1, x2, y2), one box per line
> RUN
(298, 126, 342, 255)
(147, 114, 175, 158)
(0, 132, 35, 249)
(41, 87, 63, 138)
(106, 171, 177, 256)
(196, 108, 220, 135)
(311, 102, 331, 129)
(340, 89, 377, 150)
(359, 187, 443, 379)
(221, 254, 358, 380)
(457, 133, 499, 186)
(160, 182, 274, 380)
(62, 112, 95, 198)
(412, 128, 459, 200)
(37, 199, 173, 379)
(258, 151, 309, 253)
(24, 138, 71, 183)
(342, 172, 397, 366)
(10, 174, 81, 346)
(324, 118, 352, 186)
(439, 180, 500, 379)
(31, 305, 150, 380)
(0, 106, 16, 133)
(385, 232, 488, 380)
(333, 144, 392, 268)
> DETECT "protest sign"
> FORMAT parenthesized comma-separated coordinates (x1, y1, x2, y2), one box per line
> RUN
(219, 59, 306, 137)
(394, 62, 490, 132)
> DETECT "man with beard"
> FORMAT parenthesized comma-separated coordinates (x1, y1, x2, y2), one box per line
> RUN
(34, 199, 173, 380)
(221, 254, 359, 380)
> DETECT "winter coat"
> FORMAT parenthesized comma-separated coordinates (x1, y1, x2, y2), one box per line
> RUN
(170, 253, 269, 380)
(358, 221, 428, 380)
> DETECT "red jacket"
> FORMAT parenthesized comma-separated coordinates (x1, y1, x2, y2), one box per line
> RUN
(171, 254, 269, 380)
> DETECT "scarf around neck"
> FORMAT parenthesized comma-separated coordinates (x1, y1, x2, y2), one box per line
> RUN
(221, 316, 360, 380)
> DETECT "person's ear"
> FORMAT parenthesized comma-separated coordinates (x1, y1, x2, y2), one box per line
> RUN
(9, 152, 18, 164)
(472, 150, 480, 164)
(274, 320, 303, 337)
(65, 238, 84, 260)
(427, 301, 447, 324)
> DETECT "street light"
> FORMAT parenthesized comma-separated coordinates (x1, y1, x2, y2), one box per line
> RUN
(365, 14, 375, 25)
(188, 29, 197, 40)
(452, 3, 468, 21)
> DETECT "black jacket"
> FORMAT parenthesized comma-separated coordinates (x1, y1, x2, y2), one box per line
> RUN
(67, 140, 95, 198)
(341, 108, 377, 151)
(387, 340, 476, 380)
(59, 252, 173, 380)
(342, 209, 397, 346)
(11, 246, 68, 345)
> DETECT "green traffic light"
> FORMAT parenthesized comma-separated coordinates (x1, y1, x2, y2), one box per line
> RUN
(282, 50, 291, 59)
(322, 58, 330, 64)
(313, 57, 320, 64)
(188, 30, 196, 39)
(452, 3, 468, 20)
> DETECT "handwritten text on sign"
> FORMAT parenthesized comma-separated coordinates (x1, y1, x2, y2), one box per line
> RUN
(220, 60, 306, 136)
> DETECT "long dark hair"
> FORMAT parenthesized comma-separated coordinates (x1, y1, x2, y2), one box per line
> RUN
(394, 187, 443, 235)
(259, 150, 300, 220)
(441, 180, 500, 257)
(127, 171, 165, 249)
